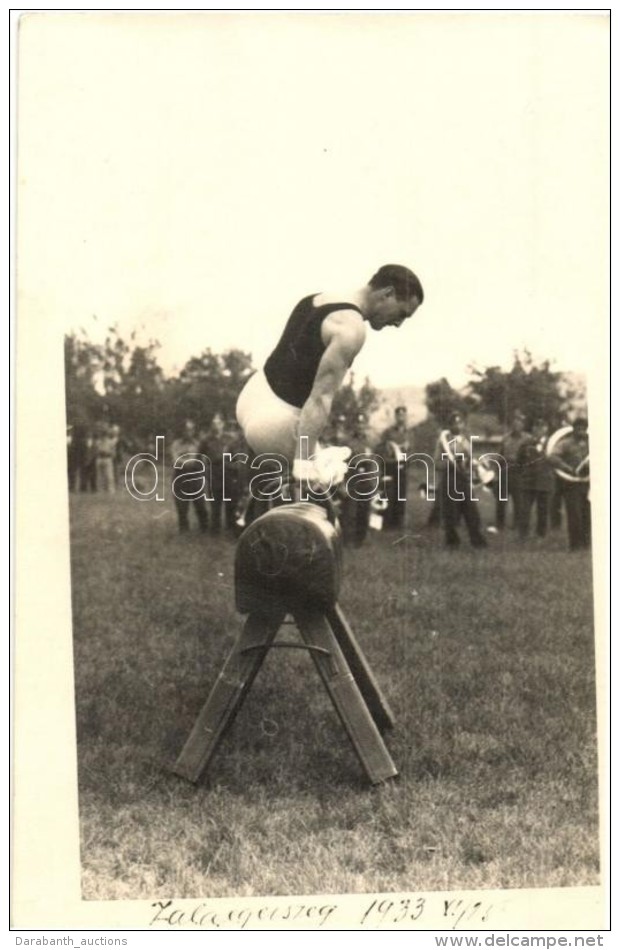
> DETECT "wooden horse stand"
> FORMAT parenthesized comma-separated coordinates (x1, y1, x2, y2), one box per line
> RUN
(173, 501, 398, 785)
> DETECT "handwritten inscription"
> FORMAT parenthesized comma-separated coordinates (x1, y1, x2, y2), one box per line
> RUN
(149, 895, 494, 930)
(360, 896, 493, 930)
(150, 899, 337, 929)
(443, 898, 494, 930)
(360, 896, 426, 926)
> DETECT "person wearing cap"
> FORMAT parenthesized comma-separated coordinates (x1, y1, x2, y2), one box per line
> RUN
(80, 428, 98, 492)
(549, 471, 566, 531)
(495, 410, 530, 530)
(434, 411, 487, 548)
(548, 418, 590, 551)
(323, 412, 356, 541)
(340, 410, 375, 546)
(235, 265, 423, 490)
(329, 412, 349, 449)
(516, 418, 554, 539)
(109, 423, 125, 489)
(376, 405, 410, 530)
(95, 421, 120, 494)
(221, 420, 249, 536)
(170, 419, 210, 534)
(67, 426, 77, 491)
(200, 413, 231, 535)
(67, 424, 90, 492)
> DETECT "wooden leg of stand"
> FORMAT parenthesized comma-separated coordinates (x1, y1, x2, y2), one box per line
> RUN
(173, 608, 285, 783)
(326, 603, 396, 732)
(294, 607, 398, 785)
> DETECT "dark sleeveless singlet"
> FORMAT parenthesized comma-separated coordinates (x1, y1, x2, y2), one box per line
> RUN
(263, 295, 364, 409)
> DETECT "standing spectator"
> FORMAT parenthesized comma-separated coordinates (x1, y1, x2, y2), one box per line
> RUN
(67, 426, 78, 491)
(548, 418, 590, 551)
(495, 410, 530, 530)
(170, 420, 209, 534)
(95, 422, 119, 494)
(222, 421, 248, 534)
(67, 424, 94, 493)
(203, 415, 247, 536)
(109, 424, 125, 488)
(549, 474, 566, 530)
(327, 413, 349, 451)
(377, 405, 410, 530)
(435, 412, 487, 548)
(424, 488, 442, 529)
(201, 413, 230, 536)
(517, 419, 554, 539)
(80, 429, 98, 493)
(323, 412, 350, 527)
(341, 411, 374, 547)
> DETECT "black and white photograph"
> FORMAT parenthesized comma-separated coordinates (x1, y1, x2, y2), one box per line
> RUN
(13, 10, 609, 931)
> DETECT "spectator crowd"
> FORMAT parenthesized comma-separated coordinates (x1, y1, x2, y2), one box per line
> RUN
(67, 405, 591, 554)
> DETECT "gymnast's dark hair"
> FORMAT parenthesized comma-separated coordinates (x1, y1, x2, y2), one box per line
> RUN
(369, 264, 424, 303)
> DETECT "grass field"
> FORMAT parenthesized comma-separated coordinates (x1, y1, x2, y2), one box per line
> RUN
(69, 485, 600, 900)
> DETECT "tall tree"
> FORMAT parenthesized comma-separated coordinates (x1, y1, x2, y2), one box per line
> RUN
(467, 350, 566, 426)
(64, 333, 104, 429)
(65, 327, 167, 446)
(424, 377, 468, 426)
(108, 342, 168, 445)
(173, 348, 254, 433)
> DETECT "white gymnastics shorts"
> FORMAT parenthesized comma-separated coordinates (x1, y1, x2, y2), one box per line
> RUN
(236, 371, 301, 461)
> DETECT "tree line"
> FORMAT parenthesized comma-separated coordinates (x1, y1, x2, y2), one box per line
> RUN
(65, 327, 586, 450)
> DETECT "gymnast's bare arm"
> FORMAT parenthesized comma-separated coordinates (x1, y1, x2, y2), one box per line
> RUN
(294, 309, 366, 463)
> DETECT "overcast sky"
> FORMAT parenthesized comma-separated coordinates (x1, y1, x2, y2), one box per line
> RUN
(19, 12, 609, 389)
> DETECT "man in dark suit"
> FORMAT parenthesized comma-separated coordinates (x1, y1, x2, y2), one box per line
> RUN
(495, 410, 530, 530)
(341, 411, 375, 547)
(517, 418, 554, 539)
(170, 420, 209, 534)
(377, 405, 410, 530)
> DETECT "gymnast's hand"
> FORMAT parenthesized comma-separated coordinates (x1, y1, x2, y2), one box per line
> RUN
(292, 445, 351, 490)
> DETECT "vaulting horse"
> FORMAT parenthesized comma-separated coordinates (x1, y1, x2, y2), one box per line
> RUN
(173, 498, 397, 785)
